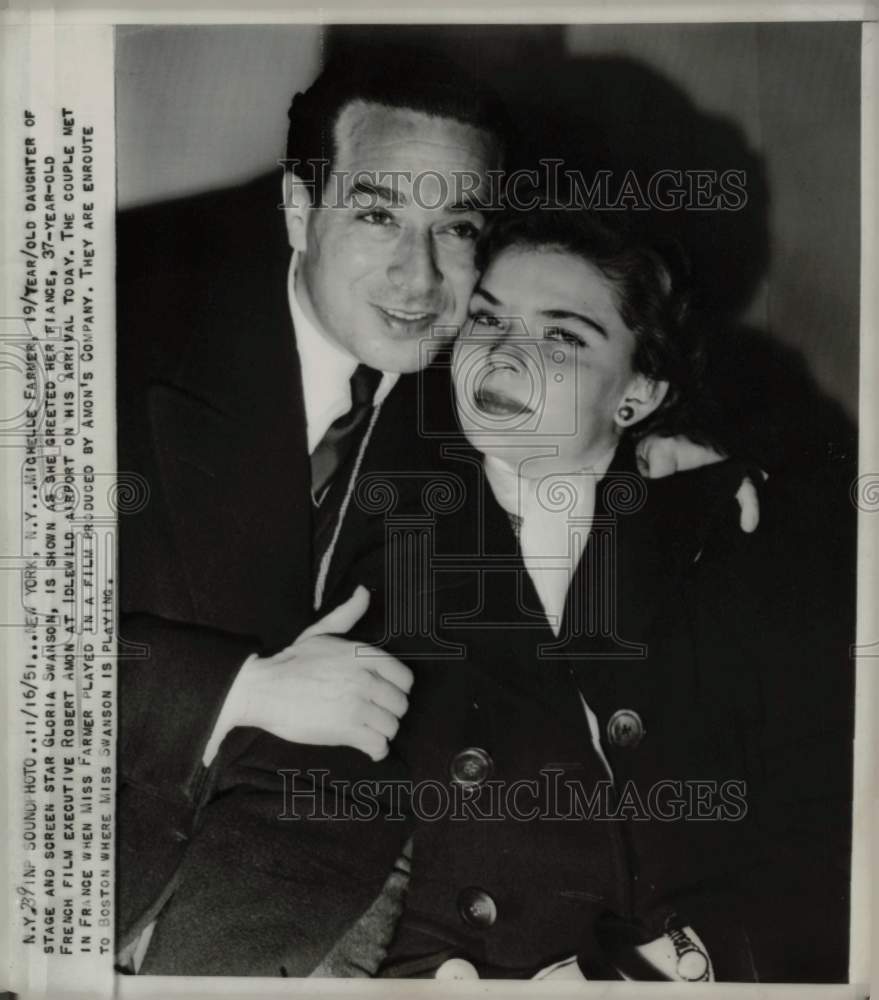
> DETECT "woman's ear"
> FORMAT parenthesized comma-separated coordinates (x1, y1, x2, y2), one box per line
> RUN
(281, 169, 312, 253)
(613, 374, 670, 430)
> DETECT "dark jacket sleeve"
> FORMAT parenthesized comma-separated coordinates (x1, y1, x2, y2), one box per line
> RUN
(118, 612, 256, 799)
(673, 467, 855, 982)
(115, 613, 258, 948)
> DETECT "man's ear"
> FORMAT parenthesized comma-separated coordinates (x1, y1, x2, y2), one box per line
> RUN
(282, 169, 312, 253)
(614, 373, 670, 429)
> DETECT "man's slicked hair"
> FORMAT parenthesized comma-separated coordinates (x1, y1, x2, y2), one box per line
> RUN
(285, 45, 513, 202)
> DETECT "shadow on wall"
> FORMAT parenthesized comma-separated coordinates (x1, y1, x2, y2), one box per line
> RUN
(326, 25, 857, 473)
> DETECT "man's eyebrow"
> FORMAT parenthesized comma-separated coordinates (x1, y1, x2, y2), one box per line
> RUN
(471, 286, 501, 306)
(348, 179, 406, 207)
(540, 309, 608, 338)
(447, 194, 484, 213)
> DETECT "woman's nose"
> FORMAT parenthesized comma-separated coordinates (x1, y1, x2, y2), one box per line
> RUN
(487, 316, 530, 351)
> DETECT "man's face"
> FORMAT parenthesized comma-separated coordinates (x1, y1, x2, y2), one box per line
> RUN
(291, 101, 499, 373)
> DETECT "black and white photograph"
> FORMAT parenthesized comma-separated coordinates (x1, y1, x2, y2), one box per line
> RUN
(110, 21, 864, 987)
(3, 12, 872, 997)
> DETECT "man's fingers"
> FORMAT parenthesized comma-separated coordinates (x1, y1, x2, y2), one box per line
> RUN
(637, 435, 725, 479)
(370, 652, 414, 694)
(636, 436, 677, 479)
(360, 701, 401, 740)
(676, 439, 725, 473)
(367, 673, 410, 719)
(350, 726, 389, 762)
(736, 476, 760, 534)
(299, 585, 371, 641)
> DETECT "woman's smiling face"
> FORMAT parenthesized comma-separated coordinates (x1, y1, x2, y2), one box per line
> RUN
(453, 246, 641, 473)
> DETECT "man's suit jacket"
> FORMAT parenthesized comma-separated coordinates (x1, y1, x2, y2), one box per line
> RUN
(116, 173, 443, 974)
(369, 441, 854, 982)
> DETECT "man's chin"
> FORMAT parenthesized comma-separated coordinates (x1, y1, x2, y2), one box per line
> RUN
(359, 329, 454, 374)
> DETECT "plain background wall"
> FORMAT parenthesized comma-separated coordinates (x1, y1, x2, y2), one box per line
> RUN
(116, 25, 322, 207)
(115, 23, 860, 439)
(563, 22, 860, 429)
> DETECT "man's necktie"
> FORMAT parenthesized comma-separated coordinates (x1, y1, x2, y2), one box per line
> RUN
(310, 363, 382, 503)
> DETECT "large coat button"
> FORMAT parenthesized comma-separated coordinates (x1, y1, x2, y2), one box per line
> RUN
(449, 747, 494, 787)
(607, 709, 645, 748)
(457, 887, 498, 928)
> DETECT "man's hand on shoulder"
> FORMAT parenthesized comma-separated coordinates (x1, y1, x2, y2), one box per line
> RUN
(203, 586, 412, 766)
(635, 433, 763, 534)
(635, 433, 726, 479)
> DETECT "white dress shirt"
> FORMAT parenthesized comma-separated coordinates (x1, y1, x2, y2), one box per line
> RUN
(201, 253, 399, 769)
(287, 253, 398, 455)
(483, 450, 615, 636)
(483, 450, 616, 780)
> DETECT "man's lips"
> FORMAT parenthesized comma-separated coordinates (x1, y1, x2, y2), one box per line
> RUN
(373, 304, 438, 328)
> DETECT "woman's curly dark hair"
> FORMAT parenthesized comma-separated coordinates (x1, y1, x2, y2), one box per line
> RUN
(475, 207, 709, 441)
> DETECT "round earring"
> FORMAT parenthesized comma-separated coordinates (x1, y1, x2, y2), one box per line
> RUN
(617, 404, 635, 424)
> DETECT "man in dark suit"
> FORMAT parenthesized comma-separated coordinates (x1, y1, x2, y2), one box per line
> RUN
(115, 49, 511, 974)
(116, 49, 753, 976)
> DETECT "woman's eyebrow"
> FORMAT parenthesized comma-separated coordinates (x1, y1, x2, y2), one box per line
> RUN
(539, 308, 608, 339)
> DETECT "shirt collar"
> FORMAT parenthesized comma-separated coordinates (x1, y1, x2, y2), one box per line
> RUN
(288, 252, 399, 454)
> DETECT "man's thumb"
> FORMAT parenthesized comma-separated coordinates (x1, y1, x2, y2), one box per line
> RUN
(299, 585, 371, 640)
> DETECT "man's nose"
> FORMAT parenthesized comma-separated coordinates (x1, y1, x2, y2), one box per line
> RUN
(386, 230, 440, 297)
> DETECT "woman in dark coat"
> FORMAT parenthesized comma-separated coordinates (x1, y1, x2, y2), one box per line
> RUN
(368, 208, 854, 982)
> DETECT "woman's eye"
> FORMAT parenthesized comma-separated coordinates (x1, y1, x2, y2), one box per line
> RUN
(544, 327, 584, 347)
(470, 311, 502, 328)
